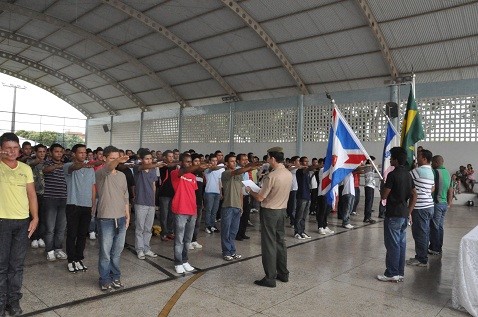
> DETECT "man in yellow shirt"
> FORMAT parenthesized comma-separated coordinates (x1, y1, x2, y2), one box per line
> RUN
(0, 133, 38, 316)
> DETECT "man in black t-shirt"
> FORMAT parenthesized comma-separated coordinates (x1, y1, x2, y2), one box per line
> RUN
(378, 147, 417, 282)
(157, 150, 177, 241)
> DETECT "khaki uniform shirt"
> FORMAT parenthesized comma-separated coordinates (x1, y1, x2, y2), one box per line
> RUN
(259, 164, 292, 209)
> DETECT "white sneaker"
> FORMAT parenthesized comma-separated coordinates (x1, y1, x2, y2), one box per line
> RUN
(55, 249, 68, 260)
(343, 224, 354, 229)
(31, 240, 39, 248)
(137, 250, 145, 260)
(191, 241, 203, 249)
(74, 261, 84, 271)
(67, 262, 76, 273)
(89, 232, 96, 240)
(294, 233, 305, 240)
(38, 238, 45, 248)
(47, 250, 56, 261)
(324, 227, 335, 234)
(377, 275, 402, 282)
(144, 250, 158, 258)
(188, 244, 195, 250)
(175, 265, 185, 274)
(318, 228, 326, 235)
(182, 262, 195, 272)
(301, 232, 312, 239)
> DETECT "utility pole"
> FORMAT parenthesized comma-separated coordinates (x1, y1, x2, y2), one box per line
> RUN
(2, 83, 27, 133)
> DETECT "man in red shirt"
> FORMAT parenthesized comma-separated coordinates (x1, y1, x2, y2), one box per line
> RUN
(170, 153, 209, 274)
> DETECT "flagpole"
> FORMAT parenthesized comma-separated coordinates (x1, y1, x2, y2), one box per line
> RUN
(411, 71, 416, 97)
(330, 100, 384, 181)
(378, 106, 400, 136)
(411, 71, 417, 161)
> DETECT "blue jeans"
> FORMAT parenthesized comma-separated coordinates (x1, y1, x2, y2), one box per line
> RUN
(204, 193, 221, 228)
(220, 207, 241, 256)
(383, 217, 407, 277)
(340, 194, 354, 226)
(158, 196, 173, 236)
(411, 207, 434, 264)
(429, 203, 448, 253)
(0, 218, 29, 307)
(43, 197, 67, 252)
(97, 217, 126, 286)
(294, 199, 310, 235)
(173, 214, 196, 266)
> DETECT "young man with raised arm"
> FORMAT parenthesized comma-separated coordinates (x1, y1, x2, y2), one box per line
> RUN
(133, 149, 165, 259)
(63, 144, 96, 273)
(170, 154, 209, 274)
(95, 146, 130, 291)
(221, 154, 260, 260)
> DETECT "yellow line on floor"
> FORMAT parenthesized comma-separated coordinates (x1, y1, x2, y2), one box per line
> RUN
(158, 271, 205, 317)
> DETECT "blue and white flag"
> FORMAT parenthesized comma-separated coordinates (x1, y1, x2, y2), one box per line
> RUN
(321, 106, 369, 208)
(382, 119, 399, 180)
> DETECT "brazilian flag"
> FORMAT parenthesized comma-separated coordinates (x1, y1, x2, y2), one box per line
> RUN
(400, 86, 425, 167)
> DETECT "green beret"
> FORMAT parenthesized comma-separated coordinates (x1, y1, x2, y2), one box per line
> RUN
(267, 146, 283, 153)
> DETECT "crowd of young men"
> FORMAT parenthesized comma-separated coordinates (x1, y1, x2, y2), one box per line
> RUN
(0, 132, 455, 314)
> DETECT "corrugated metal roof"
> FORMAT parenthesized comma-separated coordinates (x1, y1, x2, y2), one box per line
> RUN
(261, 1, 365, 43)
(280, 27, 379, 64)
(0, 0, 477, 117)
(242, 0, 337, 21)
(208, 47, 281, 76)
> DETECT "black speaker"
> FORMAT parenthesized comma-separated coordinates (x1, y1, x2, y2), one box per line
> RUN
(102, 124, 109, 133)
(386, 102, 399, 118)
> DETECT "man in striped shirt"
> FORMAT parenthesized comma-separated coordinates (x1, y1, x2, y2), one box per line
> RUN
(43, 144, 68, 262)
(407, 149, 435, 267)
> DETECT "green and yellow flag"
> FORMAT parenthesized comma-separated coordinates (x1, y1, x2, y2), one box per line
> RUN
(400, 86, 425, 167)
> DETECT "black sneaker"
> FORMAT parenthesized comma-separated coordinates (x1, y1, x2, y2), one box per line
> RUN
(211, 226, 220, 233)
(6, 302, 22, 317)
(112, 279, 124, 289)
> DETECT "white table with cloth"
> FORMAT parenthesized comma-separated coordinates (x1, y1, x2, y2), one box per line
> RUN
(452, 225, 478, 317)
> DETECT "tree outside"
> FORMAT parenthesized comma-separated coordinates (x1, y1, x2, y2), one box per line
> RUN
(16, 130, 85, 149)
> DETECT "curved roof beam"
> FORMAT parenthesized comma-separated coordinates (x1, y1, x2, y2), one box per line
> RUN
(0, 2, 188, 108)
(0, 30, 148, 111)
(0, 68, 92, 118)
(355, 0, 399, 79)
(102, 0, 239, 100)
(220, 0, 309, 95)
(0, 50, 118, 116)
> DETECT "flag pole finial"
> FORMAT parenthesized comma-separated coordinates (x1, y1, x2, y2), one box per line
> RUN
(325, 92, 336, 107)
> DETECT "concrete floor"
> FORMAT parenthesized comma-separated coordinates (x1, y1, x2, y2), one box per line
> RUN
(18, 201, 478, 317)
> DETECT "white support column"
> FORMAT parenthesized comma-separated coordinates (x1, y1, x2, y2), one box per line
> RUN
(228, 103, 235, 153)
(109, 116, 113, 146)
(296, 95, 304, 155)
(139, 111, 144, 148)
